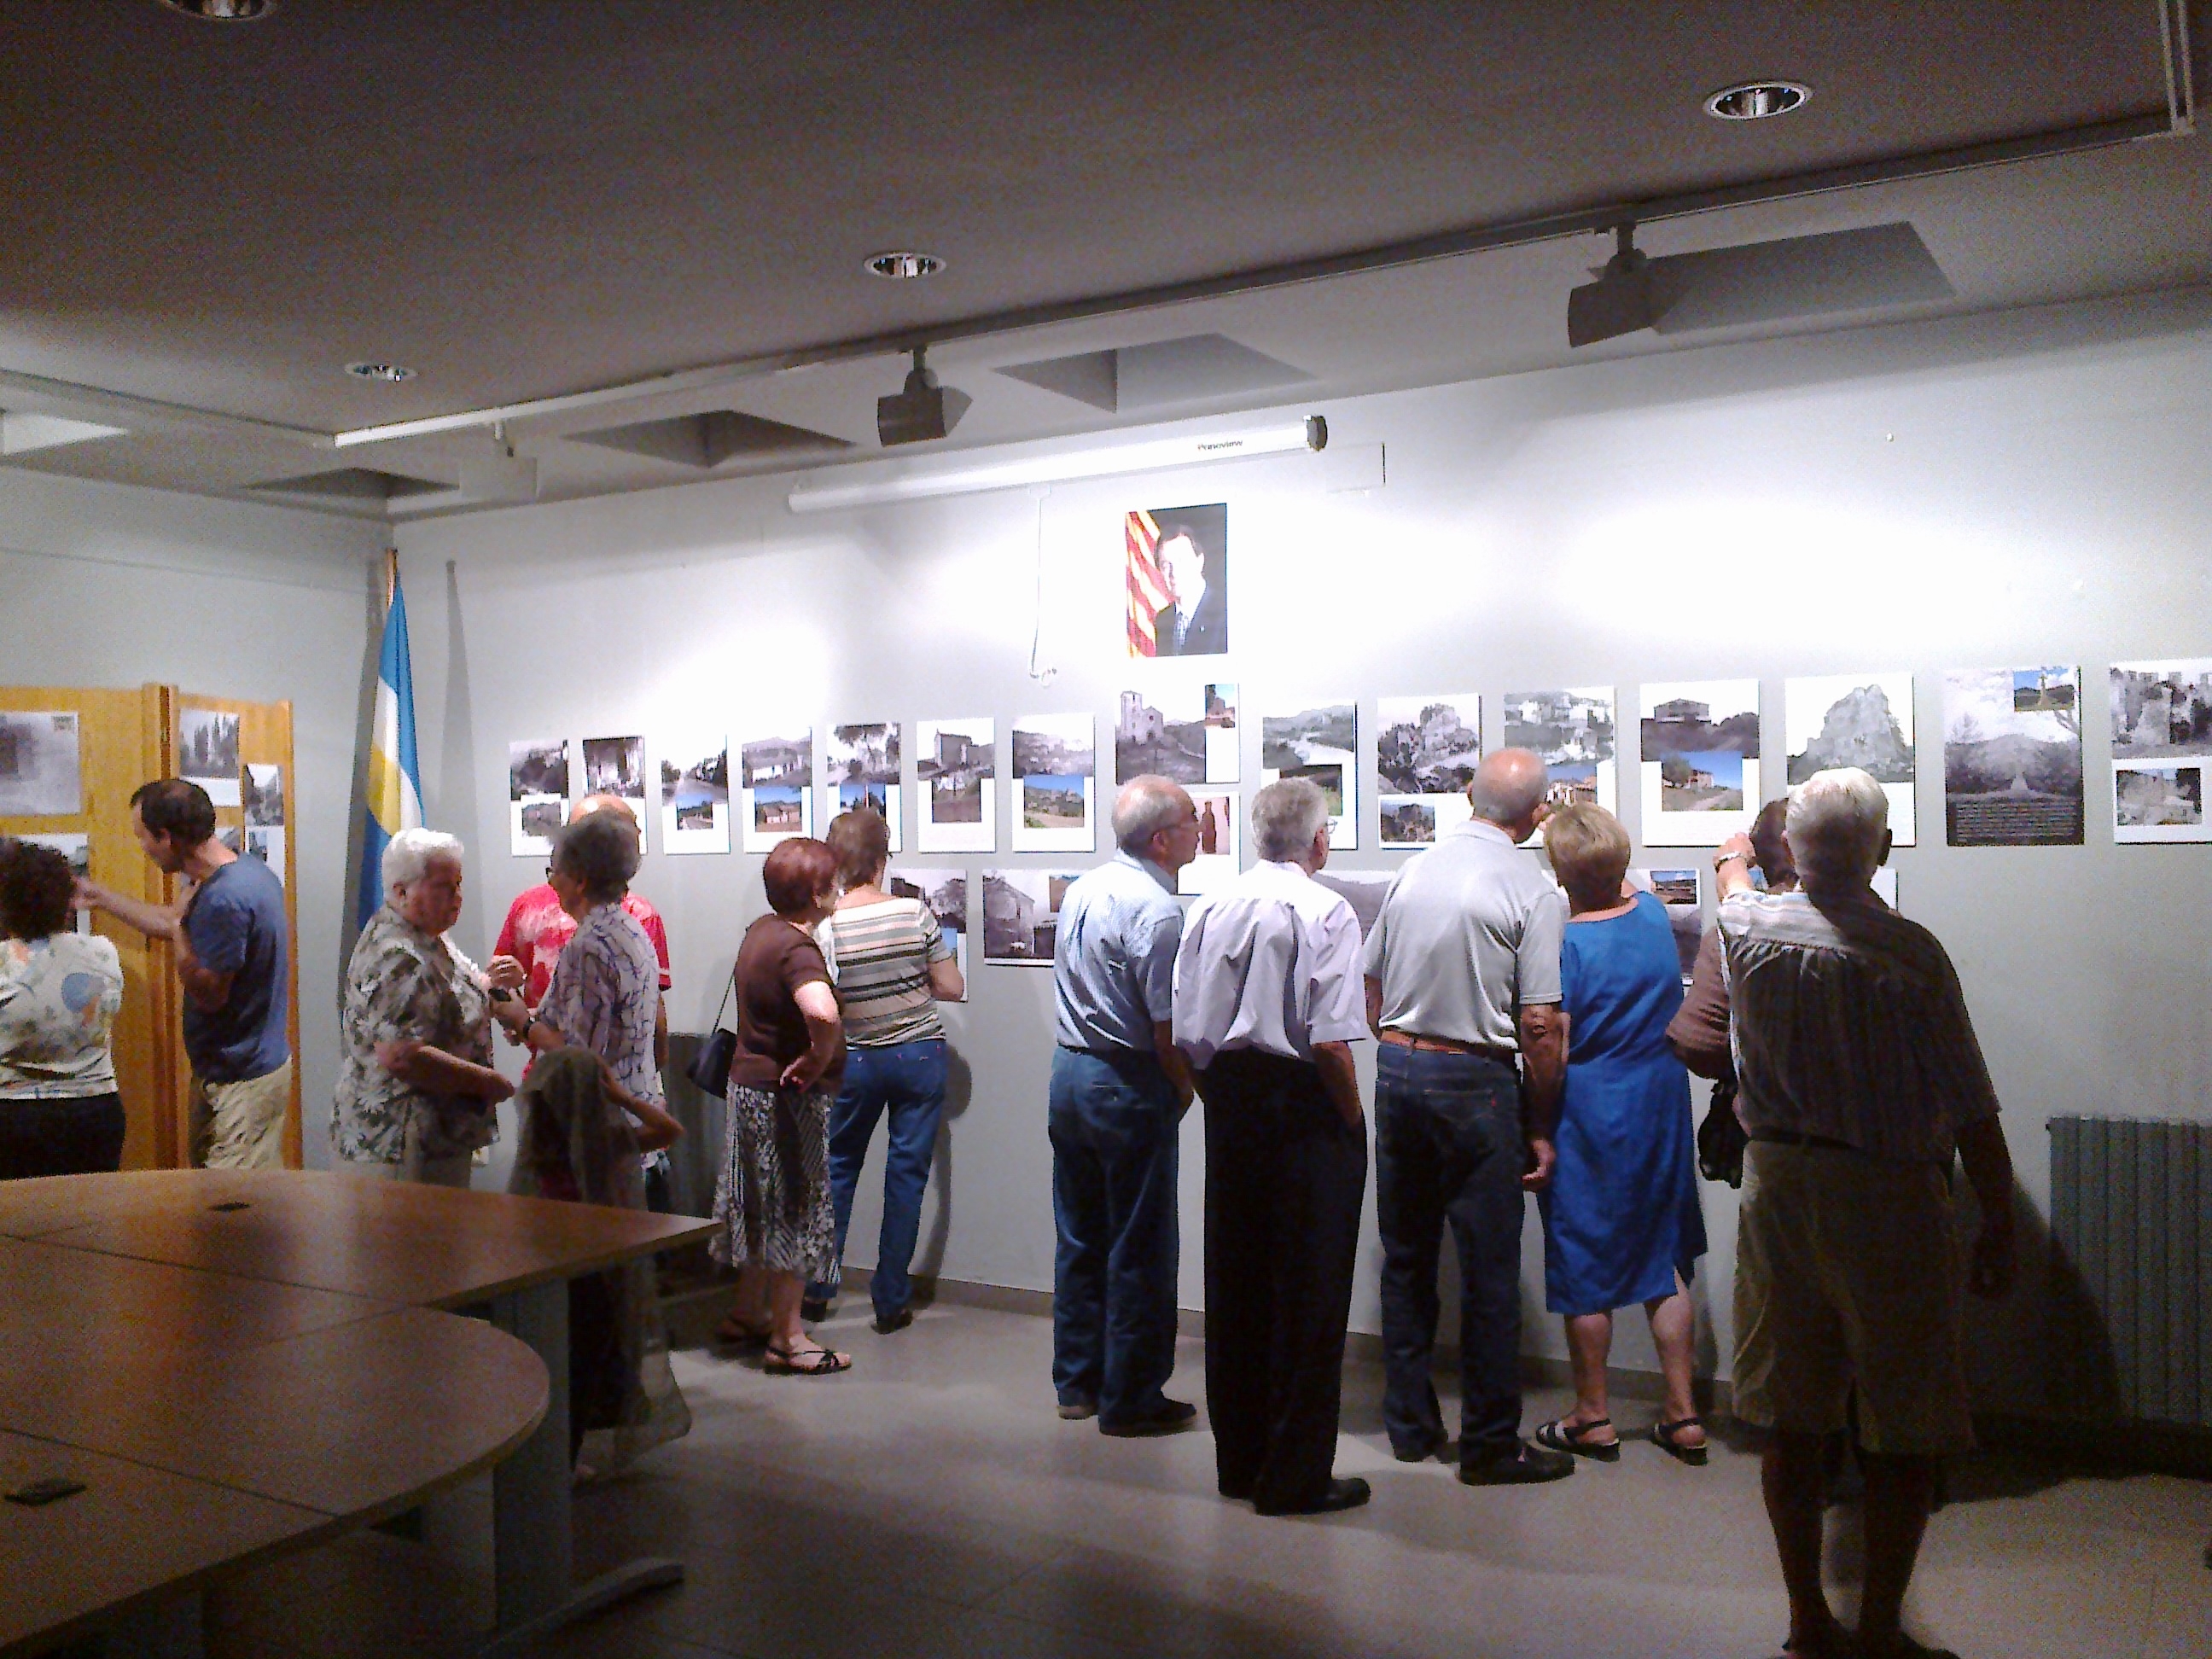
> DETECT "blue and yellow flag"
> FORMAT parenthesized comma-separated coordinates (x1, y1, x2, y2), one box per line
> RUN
(358, 566, 422, 928)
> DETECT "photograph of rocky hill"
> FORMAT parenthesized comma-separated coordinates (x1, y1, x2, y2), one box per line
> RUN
(1787, 672, 1918, 842)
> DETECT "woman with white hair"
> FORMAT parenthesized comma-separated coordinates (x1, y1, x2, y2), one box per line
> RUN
(334, 827, 522, 1185)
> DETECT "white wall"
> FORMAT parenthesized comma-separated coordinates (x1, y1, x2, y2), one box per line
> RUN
(0, 469, 387, 1165)
(397, 290, 2212, 1416)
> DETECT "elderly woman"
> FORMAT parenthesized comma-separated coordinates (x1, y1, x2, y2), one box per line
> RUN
(0, 840, 127, 1179)
(712, 836, 849, 1375)
(1534, 803, 1708, 1464)
(335, 828, 518, 1185)
(801, 808, 963, 1333)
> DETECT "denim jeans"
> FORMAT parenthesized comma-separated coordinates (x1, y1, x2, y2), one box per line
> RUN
(808, 1038, 948, 1319)
(1374, 1045, 1529, 1464)
(1048, 1045, 1182, 1424)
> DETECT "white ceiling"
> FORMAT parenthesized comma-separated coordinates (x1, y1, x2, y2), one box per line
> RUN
(0, 0, 2203, 517)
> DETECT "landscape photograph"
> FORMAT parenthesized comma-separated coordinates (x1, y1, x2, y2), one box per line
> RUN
(1943, 667, 2083, 847)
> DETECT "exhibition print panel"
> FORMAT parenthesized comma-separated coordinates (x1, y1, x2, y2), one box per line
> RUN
(1260, 701, 1359, 850)
(981, 870, 1080, 965)
(508, 737, 571, 855)
(1639, 680, 1760, 847)
(1942, 667, 2083, 847)
(2109, 658, 2212, 843)
(826, 722, 902, 852)
(740, 728, 814, 853)
(1115, 683, 1237, 786)
(659, 731, 731, 854)
(1126, 502, 1228, 658)
(917, 718, 996, 853)
(1010, 713, 1097, 853)
(1504, 687, 1615, 818)
(581, 734, 650, 820)
(1784, 672, 1917, 846)
(1377, 695, 1481, 846)
(888, 865, 968, 997)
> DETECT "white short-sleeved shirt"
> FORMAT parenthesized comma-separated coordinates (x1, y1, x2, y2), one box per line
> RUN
(1172, 860, 1370, 1069)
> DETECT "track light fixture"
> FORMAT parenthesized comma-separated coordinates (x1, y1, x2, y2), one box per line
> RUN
(876, 346, 970, 447)
(1566, 224, 1658, 348)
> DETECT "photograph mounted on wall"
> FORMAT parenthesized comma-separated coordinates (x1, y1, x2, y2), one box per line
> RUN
(1942, 667, 2083, 847)
(1180, 787, 1242, 897)
(1377, 695, 1481, 846)
(242, 762, 286, 829)
(1785, 672, 1916, 845)
(1504, 687, 1615, 821)
(180, 707, 242, 807)
(981, 870, 1080, 964)
(916, 718, 996, 853)
(581, 735, 649, 818)
(1260, 701, 1359, 849)
(1639, 681, 1760, 847)
(1630, 866, 1704, 985)
(888, 866, 969, 998)
(658, 733, 730, 855)
(1115, 684, 1237, 786)
(2110, 659, 2212, 842)
(740, 729, 813, 853)
(1126, 502, 1228, 658)
(0, 710, 84, 818)
(826, 722, 902, 851)
(1010, 713, 1097, 853)
(508, 736, 572, 856)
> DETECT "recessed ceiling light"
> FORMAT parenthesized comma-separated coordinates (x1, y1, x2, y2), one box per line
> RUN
(345, 361, 416, 383)
(864, 251, 946, 281)
(156, 0, 277, 20)
(1704, 80, 1811, 120)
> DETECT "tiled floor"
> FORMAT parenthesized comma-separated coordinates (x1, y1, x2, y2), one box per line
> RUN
(207, 1300, 2212, 1658)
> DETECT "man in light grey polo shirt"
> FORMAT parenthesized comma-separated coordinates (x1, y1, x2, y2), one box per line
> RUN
(1048, 776, 1201, 1435)
(1362, 748, 1573, 1485)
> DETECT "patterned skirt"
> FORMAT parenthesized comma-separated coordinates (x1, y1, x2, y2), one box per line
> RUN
(711, 1082, 838, 1278)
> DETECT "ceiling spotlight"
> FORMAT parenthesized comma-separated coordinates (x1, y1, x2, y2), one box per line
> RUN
(876, 346, 970, 447)
(156, 0, 277, 19)
(1704, 80, 1810, 120)
(345, 361, 416, 383)
(864, 251, 946, 281)
(1566, 224, 1656, 348)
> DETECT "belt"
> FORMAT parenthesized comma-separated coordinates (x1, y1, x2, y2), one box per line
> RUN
(1747, 1127, 1857, 1153)
(1378, 1030, 1517, 1064)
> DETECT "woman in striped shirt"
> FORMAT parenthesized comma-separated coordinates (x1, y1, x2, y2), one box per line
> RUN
(808, 808, 964, 1332)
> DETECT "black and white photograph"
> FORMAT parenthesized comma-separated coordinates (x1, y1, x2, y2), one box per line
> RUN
(2114, 763, 2207, 844)
(1313, 870, 1394, 941)
(1012, 713, 1097, 853)
(981, 870, 1079, 964)
(1633, 866, 1704, 984)
(741, 729, 813, 852)
(1505, 687, 1615, 815)
(181, 707, 243, 807)
(19, 831, 90, 880)
(1260, 701, 1359, 848)
(1639, 681, 1761, 847)
(1377, 694, 1481, 846)
(2110, 660, 2212, 760)
(509, 736, 571, 856)
(0, 710, 84, 818)
(247, 826, 287, 886)
(242, 762, 286, 829)
(1114, 684, 1237, 786)
(917, 718, 996, 853)
(1943, 667, 2084, 847)
(828, 722, 903, 850)
(658, 733, 730, 854)
(1786, 672, 1916, 844)
(1126, 502, 1228, 658)
(582, 735, 649, 814)
(889, 866, 969, 996)
(1180, 788, 1241, 896)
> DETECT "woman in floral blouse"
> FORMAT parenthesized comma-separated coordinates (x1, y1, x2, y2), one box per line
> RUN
(334, 828, 521, 1185)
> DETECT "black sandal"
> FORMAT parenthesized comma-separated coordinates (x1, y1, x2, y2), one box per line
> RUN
(765, 1342, 851, 1376)
(1652, 1416, 1709, 1465)
(1534, 1417, 1621, 1461)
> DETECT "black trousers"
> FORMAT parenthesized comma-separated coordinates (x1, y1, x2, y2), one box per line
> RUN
(0, 1092, 125, 1181)
(1200, 1049, 1367, 1510)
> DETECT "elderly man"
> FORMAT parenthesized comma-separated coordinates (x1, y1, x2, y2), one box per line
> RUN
(1716, 768, 2015, 1659)
(1049, 775, 1201, 1434)
(1363, 748, 1574, 1485)
(1173, 778, 1371, 1515)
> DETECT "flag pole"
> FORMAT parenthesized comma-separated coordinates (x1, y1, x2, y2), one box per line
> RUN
(383, 546, 399, 610)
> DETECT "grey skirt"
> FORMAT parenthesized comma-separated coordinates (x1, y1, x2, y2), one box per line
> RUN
(711, 1081, 838, 1278)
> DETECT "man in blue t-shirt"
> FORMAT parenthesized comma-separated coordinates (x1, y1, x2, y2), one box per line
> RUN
(81, 778, 292, 1167)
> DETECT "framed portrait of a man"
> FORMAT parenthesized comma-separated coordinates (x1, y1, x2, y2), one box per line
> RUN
(1126, 502, 1228, 658)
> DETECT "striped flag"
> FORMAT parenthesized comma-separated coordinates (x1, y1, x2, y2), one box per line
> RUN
(1125, 508, 1172, 657)
(357, 564, 422, 929)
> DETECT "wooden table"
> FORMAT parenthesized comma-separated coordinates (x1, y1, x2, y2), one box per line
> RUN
(0, 1169, 717, 1656)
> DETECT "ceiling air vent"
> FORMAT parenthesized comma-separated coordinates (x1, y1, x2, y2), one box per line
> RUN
(568, 410, 854, 469)
(996, 334, 1313, 413)
(248, 467, 451, 503)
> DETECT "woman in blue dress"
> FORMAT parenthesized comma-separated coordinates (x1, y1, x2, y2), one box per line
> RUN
(1534, 804, 1708, 1464)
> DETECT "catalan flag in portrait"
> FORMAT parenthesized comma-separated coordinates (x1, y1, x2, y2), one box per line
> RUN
(357, 564, 422, 929)
(1126, 508, 1172, 657)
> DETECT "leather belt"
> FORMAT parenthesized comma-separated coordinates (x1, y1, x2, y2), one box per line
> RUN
(1378, 1030, 1517, 1064)
(1747, 1127, 1856, 1153)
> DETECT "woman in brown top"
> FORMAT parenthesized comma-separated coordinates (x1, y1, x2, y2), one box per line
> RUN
(710, 837, 851, 1374)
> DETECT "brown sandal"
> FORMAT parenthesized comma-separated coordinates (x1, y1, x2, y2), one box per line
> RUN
(766, 1342, 851, 1376)
(1652, 1416, 1709, 1465)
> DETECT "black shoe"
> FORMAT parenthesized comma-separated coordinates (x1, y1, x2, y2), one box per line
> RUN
(1458, 1441, 1575, 1486)
(871, 1307, 913, 1334)
(1256, 1477, 1371, 1516)
(1097, 1399, 1197, 1437)
(800, 1296, 830, 1323)
(1391, 1432, 1447, 1464)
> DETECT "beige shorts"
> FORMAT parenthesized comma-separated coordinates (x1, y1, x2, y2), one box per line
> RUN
(339, 1114, 474, 1189)
(1732, 1140, 1973, 1456)
(189, 1059, 292, 1170)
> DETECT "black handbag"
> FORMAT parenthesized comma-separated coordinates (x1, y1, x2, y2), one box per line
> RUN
(1697, 1076, 1748, 1188)
(684, 969, 739, 1098)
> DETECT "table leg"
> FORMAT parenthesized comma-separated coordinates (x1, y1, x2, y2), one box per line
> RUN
(483, 1278, 682, 1656)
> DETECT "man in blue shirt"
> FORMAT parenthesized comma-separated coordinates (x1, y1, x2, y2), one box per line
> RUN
(82, 778, 292, 1167)
(1048, 775, 1200, 1433)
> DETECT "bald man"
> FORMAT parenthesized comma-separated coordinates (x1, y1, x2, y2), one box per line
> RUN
(1362, 748, 1574, 1487)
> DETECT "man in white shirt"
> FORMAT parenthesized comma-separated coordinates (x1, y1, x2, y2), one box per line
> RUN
(1173, 777, 1371, 1516)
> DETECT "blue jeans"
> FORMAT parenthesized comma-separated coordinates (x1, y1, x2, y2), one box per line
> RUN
(1048, 1045, 1181, 1423)
(808, 1039, 948, 1319)
(1374, 1045, 1529, 1464)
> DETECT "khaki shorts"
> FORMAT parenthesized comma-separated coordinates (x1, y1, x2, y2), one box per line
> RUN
(1732, 1140, 1973, 1456)
(339, 1114, 474, 1189)
(189, 1059, 292, 1170)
